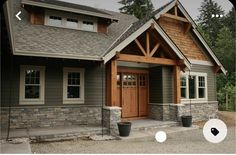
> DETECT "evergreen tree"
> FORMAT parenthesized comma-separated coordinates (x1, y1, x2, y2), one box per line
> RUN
(214, 26, 235, 74)
(197, 0, 224, 46)
(118, 0, 154, 19)
(223, 7, 236, 38)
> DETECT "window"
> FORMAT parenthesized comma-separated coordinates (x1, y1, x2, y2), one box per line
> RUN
(189, 75, 196, 99)
(181, 76, 187, 98)
(180, 72, 207, 102)
(198, 76, 206, 98)
(45, 10, 97, 32)
(49, 16, 62, 26)
(63, 68, 84, 104)
(66, 18, 78, 28)
(19, 66, 45, 105)
(82, 21, 94, 31)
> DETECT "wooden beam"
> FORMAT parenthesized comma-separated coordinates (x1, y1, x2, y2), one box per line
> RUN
(149, 42, 160, 57)
(149, 32, 176, 59)
(161, 13, 189, 23)
(135, 39, 147, 56)
(174, 6, 178, 16)
(110, 60, 117, 106)
(184, 23, 192, 34)
(173, 65, 181, 104)
(146, 31, 150, 56)
(116, 53, 177, 66)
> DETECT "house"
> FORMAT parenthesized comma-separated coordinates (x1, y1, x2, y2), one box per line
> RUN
(1, 0, 226, 133)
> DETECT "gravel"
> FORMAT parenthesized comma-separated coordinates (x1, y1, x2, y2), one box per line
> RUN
(31, 127, 236, 154)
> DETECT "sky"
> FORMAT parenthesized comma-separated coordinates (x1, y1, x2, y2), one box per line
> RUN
(61, 0, 233, 21)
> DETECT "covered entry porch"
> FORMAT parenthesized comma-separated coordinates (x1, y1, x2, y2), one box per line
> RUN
(105, 22, 190, 121)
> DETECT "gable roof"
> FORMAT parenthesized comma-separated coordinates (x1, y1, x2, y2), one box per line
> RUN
(21, 0, 118, 21)
(6, 0, 138, 60)
(102, 0, 226, 74)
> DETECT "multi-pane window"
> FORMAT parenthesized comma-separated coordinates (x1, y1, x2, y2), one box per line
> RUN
(181, 76, 187, 98)
(49, 16, 62, 26)
(66, 18, 78, 28)
(189, 75, 196, 99)
(67, 72, 80, 98)
(180, 72, 207, 101)
(20, 66, 45, 105)
(25, 70, 40, 99)
(63, 68, 84, 104)
(82, 21, 94, 31)
(198, 76, 206, 98)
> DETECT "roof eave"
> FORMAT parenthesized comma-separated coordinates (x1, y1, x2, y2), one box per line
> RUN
(21, 0, 119, 21)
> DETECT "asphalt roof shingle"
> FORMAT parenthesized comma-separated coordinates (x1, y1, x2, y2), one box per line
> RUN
(11, 0, 138, 59)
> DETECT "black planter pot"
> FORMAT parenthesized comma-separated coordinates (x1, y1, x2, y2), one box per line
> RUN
(117, 122, 131, 137)
(181, 115, 192, 127)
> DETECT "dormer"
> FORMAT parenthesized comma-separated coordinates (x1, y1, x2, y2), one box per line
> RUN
(21, 0, 118, 33)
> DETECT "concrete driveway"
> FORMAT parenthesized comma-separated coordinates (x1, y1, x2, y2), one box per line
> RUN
(31, 127, 236, 154)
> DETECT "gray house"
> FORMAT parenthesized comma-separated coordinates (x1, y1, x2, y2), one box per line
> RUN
(1, 0, 225, 133)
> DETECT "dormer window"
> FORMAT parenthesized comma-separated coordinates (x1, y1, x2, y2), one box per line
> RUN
(66, 18, 78, 28)
(49, 16, 62, 26)
(45, 10, 97, 32)
(82, 21, 94, 31)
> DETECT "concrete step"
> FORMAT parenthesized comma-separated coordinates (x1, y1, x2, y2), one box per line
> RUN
(130, 120, 179, 132)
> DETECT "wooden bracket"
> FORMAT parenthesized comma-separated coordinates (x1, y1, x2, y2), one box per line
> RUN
(213, 65, 221, 74)
(135, 39, 147, 56)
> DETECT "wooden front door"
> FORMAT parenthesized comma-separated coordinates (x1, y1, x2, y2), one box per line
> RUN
(117, 69, 148, 118)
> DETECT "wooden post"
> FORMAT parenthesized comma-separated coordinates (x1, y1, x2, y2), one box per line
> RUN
(110, 60, 117, 106)
(174, 66, 181, 104)
(146, 31, 150, 56)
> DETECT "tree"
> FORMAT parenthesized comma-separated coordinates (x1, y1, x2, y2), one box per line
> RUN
(197, 0, 224, 46)
(118, 0, 154, 19)
(223, 7, 236, 38)
(214, 26, 235, 74)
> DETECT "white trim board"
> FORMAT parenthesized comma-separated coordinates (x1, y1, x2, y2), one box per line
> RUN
(103, 18, 191, 69)
(189, 59, 213, 66)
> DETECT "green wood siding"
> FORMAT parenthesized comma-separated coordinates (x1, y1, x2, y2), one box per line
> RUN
(1, 55, 104, 107)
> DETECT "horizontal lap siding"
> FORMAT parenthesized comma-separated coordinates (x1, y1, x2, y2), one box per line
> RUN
(162, 67, 174, 103)
(149, 67, 163, 104)
(1, 55, 104, 107)
(190, 64, 216, 101)
(85, 66, 105, 105)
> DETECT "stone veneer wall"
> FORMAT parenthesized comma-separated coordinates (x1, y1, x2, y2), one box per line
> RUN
(149, 102, 218, 122)
(1, 106, 102, 129)
(102, 106, 121, 135)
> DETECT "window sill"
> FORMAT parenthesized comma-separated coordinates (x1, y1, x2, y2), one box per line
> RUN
(19, 100, 44, 105)
(181, 99, 208, 104)
(63, 99, 84, 105)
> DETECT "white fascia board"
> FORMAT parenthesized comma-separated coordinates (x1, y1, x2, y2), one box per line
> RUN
(154, 1, 176, 19)
(15, 50, 102, 61)
(101, 23, 133, 58)
(177, 2, 197, 29)
(176, 2, 226, 74)
(102, 19, 154, 63)
(153, 22, 191, 69)
(192, 29, 227, 74)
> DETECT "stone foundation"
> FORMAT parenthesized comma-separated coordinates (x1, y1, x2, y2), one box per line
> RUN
(102, 106, 121, 135)
(149, 101, 218, 122)
(1, 106, 102, 129)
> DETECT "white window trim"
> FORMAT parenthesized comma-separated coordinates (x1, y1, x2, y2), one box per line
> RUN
(44, 10, 97, 32)
(63, 67, 85, 104)
(19, 65, 45, 105)
(180, 72, 208, 103)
